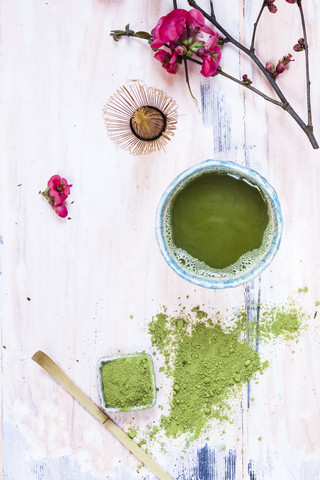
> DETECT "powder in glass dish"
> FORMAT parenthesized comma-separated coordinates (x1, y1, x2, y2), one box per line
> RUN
(98, 353, 156, 412)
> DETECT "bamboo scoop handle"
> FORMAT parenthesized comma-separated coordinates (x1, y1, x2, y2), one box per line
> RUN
(32, 351, 173, 480)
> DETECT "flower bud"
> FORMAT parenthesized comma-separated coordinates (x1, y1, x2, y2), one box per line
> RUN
(276, 54, 293, 74)
(268, 4, 278, 13)
(266, 62, 276, 75)
(242, 74, 252, 85)
(175, 45, 187, 56)
(294, 38, 306, 51)
(276, 61, 285, 73)
(286, 0, 296, 3)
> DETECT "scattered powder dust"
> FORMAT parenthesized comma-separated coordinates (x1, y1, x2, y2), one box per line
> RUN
(144, 302, 306, 444)
(237, 303, 305, 343)
(298, 286, 309, 293)
(262, 307, 302, 340)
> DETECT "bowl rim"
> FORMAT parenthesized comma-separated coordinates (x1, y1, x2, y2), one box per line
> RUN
(155, 159, 283, 289)
(97, 352, 157, 413)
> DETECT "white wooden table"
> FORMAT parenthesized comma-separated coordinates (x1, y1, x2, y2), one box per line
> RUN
(1, 1, 320, 478)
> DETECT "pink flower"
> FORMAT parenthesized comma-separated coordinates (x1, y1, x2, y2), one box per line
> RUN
(286, 0, 296, 3)
(53, 203, 68, 218)
(151, 8, 221, 77)
(151, 8, 214, 49)
(186, 9, 214, 35)
(200, 50, 221, 77)
(151, 9, 188, 49)
(48, 175, 72, 206)
(40, 174, 72, 219)
(154, 48, 179, 74)
(197, 33, 222, 77)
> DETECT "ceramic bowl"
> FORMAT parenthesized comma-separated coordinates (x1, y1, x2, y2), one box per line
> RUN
(155, 159, 283, 289)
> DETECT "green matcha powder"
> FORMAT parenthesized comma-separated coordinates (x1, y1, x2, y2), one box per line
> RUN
(147, 303, 304, 443)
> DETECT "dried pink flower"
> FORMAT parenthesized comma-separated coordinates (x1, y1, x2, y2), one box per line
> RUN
(41, 175, 72, 218)
(48, 175, 72, 206)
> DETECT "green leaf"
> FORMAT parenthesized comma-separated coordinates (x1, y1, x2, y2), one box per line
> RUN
(125, 24, 135, 35)
(135, 31, 152, 40)
(110, 29, 126, 42)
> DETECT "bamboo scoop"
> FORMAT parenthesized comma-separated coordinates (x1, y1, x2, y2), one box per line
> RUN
(32, 351, 173, 480)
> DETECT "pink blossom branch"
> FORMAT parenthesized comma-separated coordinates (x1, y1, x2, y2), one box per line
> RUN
(187, 0, 319, 149)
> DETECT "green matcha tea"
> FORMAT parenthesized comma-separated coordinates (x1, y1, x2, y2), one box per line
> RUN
(163, 169, 277, 280)
(171, 172, 268, 268)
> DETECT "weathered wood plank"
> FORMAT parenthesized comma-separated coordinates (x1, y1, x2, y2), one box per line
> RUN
(1, 0, 320, 479)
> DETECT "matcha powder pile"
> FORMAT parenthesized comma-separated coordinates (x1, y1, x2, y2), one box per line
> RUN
(148, 304, 304, 443)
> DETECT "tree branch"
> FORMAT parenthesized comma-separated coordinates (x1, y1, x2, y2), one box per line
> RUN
(297, 0, 312, 128)
(251, 2, 266, 53)
(210, 0, 215, 20)
(186, 0, 319, 148)
(185, 57, 283, 107)
(183, 58, 200, 110)
(218, 69, 284, 107)
(111, 0, 319, 148)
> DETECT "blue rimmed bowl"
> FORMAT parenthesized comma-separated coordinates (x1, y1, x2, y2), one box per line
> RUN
(155, 160, 283, 289)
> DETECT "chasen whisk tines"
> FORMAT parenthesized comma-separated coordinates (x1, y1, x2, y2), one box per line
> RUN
(103, 81, 178, 156)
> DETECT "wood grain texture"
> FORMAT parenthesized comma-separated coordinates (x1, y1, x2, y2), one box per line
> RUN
(31, 351, 173, 480)
(1, 0, 320, 479)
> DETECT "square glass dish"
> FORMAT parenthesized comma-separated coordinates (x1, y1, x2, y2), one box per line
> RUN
(97, 353, 157, 413)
